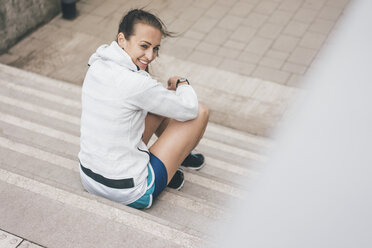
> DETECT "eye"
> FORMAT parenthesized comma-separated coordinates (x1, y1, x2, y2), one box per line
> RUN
(154, 47, 159, 51)
(140, 44, 148, 49)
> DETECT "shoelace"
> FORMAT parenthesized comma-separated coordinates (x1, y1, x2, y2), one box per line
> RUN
(190, 152, 199, 158)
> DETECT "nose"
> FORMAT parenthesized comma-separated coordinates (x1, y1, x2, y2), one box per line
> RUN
(145, 49, 155, 61)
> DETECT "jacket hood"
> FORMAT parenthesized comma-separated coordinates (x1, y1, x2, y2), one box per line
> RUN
(88, 41, 138, 72)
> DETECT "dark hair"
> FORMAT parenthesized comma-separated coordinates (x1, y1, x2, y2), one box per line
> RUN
(118, 9, 174, 40)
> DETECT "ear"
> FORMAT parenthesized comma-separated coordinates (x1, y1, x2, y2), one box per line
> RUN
(117, 32, 127, 49)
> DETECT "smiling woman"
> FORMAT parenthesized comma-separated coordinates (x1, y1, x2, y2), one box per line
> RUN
(78, 9, 209, 209)
(118, 23, 162, 71)
(116, 9, 173, 71)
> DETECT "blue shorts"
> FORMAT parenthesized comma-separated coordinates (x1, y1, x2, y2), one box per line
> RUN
(127, 153, 168, 209)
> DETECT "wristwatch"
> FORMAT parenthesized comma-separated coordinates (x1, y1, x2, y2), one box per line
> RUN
(176, 78, 190, 88)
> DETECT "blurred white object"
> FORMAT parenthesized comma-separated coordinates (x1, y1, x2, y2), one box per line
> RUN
(217, 0, 372, 247)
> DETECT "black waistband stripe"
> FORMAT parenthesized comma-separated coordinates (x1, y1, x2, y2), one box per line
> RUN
(80, 162, 134, 189)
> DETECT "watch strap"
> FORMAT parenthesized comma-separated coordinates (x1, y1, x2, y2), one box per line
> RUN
(176, 78, 190, 88)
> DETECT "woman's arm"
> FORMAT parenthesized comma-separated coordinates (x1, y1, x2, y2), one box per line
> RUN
(125, 77, 198, 122)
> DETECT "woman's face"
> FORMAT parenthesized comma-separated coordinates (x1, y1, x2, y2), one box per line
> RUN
(118, 23, 162, 70)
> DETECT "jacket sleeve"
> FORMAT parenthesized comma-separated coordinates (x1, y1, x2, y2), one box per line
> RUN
(125, 78, 199, 122)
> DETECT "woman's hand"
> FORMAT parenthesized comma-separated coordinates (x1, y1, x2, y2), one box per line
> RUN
(167, 76, 180, 91)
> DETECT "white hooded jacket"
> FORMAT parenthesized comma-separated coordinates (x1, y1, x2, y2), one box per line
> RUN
(78, 41, 198, 203)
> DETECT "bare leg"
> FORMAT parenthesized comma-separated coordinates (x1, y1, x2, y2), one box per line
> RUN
(149, 104, 209, 183)
(142, 113, 166, 145)
(155, 109, 207, 148)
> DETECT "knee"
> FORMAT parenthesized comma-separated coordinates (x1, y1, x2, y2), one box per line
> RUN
(198, 103, 209, 121)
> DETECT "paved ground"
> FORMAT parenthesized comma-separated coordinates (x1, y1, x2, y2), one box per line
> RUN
(0, 0, 351, 87)
(0, 229, 43, 247)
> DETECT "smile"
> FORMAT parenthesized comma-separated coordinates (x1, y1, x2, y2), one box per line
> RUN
(138, 59, 149, 65)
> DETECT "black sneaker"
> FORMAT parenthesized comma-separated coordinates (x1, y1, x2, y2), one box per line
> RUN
(181, 152, 205, 170)
(167, 168, 185, 190)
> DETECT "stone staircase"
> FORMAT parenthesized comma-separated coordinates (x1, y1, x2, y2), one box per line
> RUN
(0, 63, 271, 248)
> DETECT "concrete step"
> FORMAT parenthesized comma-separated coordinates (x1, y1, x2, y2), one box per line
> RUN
(204, 122, 272, 153)
(0, 63, 270, 247)
(0, 168, 200, 248)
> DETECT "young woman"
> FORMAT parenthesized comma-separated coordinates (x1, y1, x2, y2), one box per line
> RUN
(78, 9, 209, 209)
